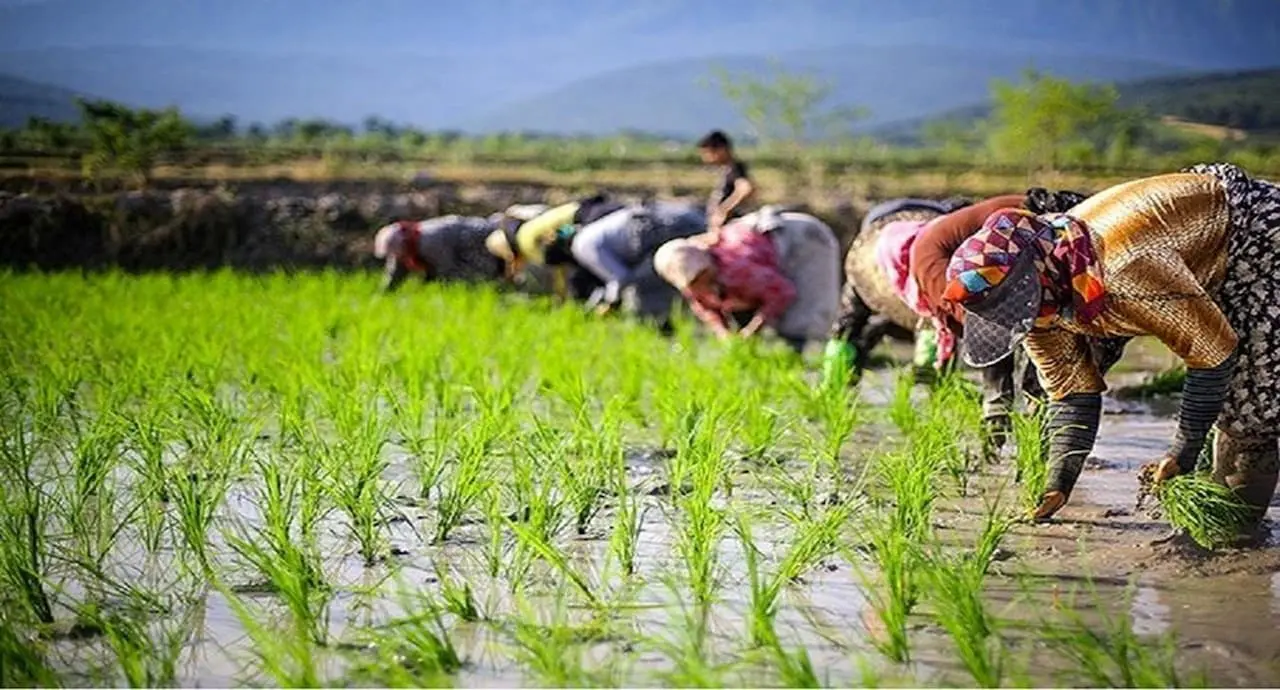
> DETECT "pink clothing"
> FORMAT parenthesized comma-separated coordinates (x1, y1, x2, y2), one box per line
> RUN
(873, 219, 956, 368)
(684, 222, 797, 335)
(874, 219, 932, 317)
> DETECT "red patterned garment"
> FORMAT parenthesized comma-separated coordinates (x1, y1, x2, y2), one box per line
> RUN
(683, 222, 797, 335)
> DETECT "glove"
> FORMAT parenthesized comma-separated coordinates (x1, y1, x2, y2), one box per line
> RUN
(821, 339, 859, 390)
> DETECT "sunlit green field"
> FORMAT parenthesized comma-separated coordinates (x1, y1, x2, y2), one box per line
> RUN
(0, 271, 1225, 687)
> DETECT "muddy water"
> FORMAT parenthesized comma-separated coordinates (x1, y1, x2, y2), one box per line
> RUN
(47, 370, 1280, 687)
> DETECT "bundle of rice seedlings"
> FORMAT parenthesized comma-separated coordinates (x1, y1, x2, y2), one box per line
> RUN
(1144, 472, 1255, 550)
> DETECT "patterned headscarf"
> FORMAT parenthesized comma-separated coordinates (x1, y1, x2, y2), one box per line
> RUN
(943, 208, 1106, 325)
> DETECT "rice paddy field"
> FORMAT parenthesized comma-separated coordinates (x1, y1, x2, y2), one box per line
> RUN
(2, 270, 1279, 688)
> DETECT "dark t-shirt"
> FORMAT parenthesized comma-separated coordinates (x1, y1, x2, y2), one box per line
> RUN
(709, 160, 751, 218)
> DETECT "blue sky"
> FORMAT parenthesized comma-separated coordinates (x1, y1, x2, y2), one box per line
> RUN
(2, 0, 1277, 75)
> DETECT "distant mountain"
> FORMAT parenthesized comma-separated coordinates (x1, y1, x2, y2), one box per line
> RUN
(875, 68, 1280, 144)
(0, 0, 1275, 131)
(1118, 69, 1280, 133)
(472, 45, 1187, 137)
(0, 46, 512, 128)
(0, 72, 82, 126)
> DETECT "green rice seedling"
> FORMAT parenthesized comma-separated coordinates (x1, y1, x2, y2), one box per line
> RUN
(434, 420, 496, 544)
(650, 577, 729, 688)
(738, 506, 849, 681)
(219, 584, 325, 688)
(508, 597, 594, 688)
(739, 389, 784, 462)
(921, 508, 1014, 687)
(482, 489, 511, 580)
(167, 458, 231, 578)
(887, 369, 919, 436)
(123, 409, 174, 556)
(606, 491, 648, 579)
(562, 407, 621, 535)
(735, 514, 783, 649)
(0, 616, 58, 687)
(775, 499, 858, 585)
(318, 400, 395, 565)
(79, 599, 195, 688)
(60, 414, 132, 584)
(878, 447, 939, 543)
(433, 563, 482, 623)
(225, 453, 332, 646)
(769, 641, 822, 689)
(1038, 580, 1202, 688)
(1009, 409, 1048, 513)
(402, 363, 465, 502)
(852, 524, 919, 664)
(769, 450, 822, 522)
(1144, 473, 1255, 549)
(809, 384, 862, 498)
(853, 443, 943, 664)
(668, 407, 733, 607)
(922, 374, 985, 496)
(349, 596, 463, 688)
(507, 518, 601, 609)
(0, 405, 57, 625)
(510, 421, 572, 544)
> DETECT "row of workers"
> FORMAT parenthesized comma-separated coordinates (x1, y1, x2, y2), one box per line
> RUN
(372, 144, 1279, 541)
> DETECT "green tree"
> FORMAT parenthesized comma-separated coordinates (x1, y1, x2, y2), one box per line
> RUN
(76, 99, 194, 188)
(705, 60, 869, 148)
(986, 70, 1127, 172)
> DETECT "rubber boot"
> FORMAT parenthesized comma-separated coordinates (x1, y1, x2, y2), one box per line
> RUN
(822, 339, 859, 390)
(981, 414, 1011, 465)
(1211, 430, 1279, 532)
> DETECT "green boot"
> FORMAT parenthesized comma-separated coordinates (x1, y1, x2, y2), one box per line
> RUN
(822, 339, 859, 390)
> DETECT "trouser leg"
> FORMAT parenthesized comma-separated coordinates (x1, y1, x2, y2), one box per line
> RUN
(1211, 429, 1279, 529)
(979, 355, 1018, 461)
(831, 282, 873, 347)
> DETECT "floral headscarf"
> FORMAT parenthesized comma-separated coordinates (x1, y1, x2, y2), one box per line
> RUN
(941, 208, 1106, 367)
(944, 208, 1106, 325)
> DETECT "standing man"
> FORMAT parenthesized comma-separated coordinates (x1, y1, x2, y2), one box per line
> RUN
(697, 130, 756, 236)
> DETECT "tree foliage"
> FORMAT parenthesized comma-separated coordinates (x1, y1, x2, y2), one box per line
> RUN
(986, 70, 1130, 172)
(76, 99, 193, 187)
(706, 61, 870, 147)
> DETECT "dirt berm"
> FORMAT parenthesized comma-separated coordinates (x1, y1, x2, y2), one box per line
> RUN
(0, 180, 863, 273)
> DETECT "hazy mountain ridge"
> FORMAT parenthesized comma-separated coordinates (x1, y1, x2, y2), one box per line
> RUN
(0, 0, 1276, 131)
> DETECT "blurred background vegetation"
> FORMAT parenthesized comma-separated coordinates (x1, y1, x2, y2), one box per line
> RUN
(2, 66, 1278, 198)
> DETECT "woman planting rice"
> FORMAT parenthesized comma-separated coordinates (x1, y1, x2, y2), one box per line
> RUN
(570, 200, 707, 331)
(823, 197, 971, 387)
(943, 163, 1280, 535)
(654, 211, 840, 353)
(373, 215, 507, 292)
(485, 194, 624, 301)
(908, 190, 1131, 459)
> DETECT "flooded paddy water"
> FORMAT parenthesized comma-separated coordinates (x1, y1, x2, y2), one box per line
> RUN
(2, 272, 1278, 687)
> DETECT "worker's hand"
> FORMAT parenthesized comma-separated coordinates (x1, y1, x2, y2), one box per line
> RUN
(1032, 490, 1068, 522)
(1144, 455, 1183, 485)
(594, 302, 614, 317)
(738, 314, 767, 339)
